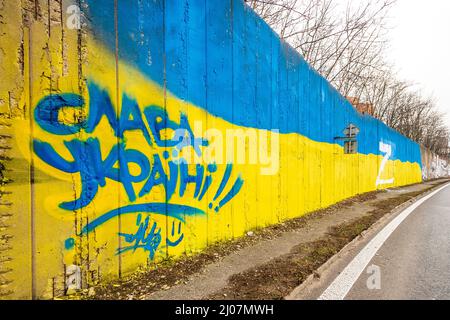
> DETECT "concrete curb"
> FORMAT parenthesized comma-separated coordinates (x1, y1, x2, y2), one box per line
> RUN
(285, 179, 450, 300)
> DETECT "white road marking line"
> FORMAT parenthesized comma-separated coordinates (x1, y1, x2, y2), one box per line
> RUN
(318, 183, 450, 300)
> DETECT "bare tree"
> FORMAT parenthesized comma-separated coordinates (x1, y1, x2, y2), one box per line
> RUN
(248, 0, 450, 156)
(249, 0, 394, 99)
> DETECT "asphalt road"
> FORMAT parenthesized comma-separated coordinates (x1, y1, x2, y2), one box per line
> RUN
(290, 182, 450, 300)
(345, 183, 450, 300)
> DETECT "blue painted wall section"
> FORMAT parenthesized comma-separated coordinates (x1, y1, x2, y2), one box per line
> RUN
(84, 0, 422, 165)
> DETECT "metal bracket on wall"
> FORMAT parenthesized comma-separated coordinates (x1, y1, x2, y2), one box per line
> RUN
(335, 124, 360, 154)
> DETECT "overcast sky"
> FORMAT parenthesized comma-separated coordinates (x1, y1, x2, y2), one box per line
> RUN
(387, 0, 450, 128)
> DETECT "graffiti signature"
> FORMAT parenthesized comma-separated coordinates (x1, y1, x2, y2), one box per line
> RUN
(117, 214, 184, 259)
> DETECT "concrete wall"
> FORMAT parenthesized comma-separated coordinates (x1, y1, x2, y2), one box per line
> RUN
(0, 0, 426, 299)
(421, 147, 450, 180)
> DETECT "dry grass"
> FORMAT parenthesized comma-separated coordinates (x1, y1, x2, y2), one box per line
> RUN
(207, 187, 440, 300)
